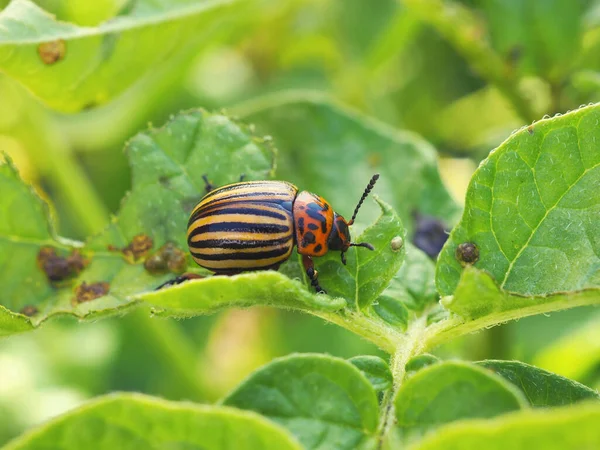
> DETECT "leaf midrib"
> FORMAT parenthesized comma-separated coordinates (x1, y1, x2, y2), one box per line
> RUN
(500, 161, 600, 288)
(0, 0, 237, 45)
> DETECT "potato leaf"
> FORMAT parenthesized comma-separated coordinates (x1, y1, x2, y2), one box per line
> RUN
(4, 393, 302, 450)
(0, 0, 236, 111)
(222, 353, 379, 450)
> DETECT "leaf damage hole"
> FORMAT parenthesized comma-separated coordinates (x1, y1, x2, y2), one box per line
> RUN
(144, 242, 188, 274)
(456, 242, 480, 266)
(37, 247, 88, 283)
(73, 281, 110, 305)
(37, 40, 66, 65)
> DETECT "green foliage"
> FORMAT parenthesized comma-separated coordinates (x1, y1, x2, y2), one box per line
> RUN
(409, 403, 600, 450)
(395, 361, 528, 443)
(0, 110, 275, 331)
(4, 393, 303, 449)
(239, 94, 461, 232)
(437, 104, 600, 297)
(2, 1, 600, 448)
(222, 354, 379, 450)
(0, 0, 236, 111)
(348, 355, 393, 392)
(477, 360, 600, 407)
(2, 93, 600, 450)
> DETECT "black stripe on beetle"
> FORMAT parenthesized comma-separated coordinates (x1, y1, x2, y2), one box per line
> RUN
(189, 236, 292, 250)
(191, 247, 291, 261)
(177, 175, 380, 294)
(200, 191, 292, 208)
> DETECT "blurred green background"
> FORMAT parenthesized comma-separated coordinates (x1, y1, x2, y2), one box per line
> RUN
(1, 0, 600, 444)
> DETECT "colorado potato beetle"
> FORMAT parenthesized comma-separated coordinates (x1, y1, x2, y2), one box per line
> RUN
(182, 174, 379, 294)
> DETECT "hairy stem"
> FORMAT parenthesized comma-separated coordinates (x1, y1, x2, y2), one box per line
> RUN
(376, 315, 428, 448)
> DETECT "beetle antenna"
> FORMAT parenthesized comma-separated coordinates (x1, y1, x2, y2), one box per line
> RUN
(348, 174, 379, 225)
(350, 242, 375, 251)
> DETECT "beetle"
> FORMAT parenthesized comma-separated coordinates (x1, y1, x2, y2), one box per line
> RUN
(182, 174, 379, 293)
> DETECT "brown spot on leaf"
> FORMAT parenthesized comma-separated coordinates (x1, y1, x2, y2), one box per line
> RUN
(38, 40, 66, 65)
(20, 305, 38, 317)
(37, 247, 88, 283)
(527, 125, 534, 135)
(73, 281, 110, 304)
(122, 234, 154, 261)
(456, 242, 480, 266)
(144, 242, 187, 274)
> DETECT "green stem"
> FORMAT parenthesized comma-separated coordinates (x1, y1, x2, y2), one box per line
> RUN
(403, 0, 537, 124)
(312, 308, 405, 354)
(376, 316, 427, 449)
(422, 288, 600, 351)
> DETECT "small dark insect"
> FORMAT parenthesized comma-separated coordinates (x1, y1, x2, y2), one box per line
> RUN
(178, 174, 380, 294)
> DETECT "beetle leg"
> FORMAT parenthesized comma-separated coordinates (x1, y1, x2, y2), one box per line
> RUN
(202, 174, 214, 193)
(155, 273, 204, 290)
(302, 254, 326, 294)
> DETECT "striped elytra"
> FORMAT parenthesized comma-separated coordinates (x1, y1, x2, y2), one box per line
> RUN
(186, 175, 380, 293)
(187, 181, 297, 273)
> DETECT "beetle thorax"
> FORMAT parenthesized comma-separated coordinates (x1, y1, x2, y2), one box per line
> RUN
(292, 191, 335, 257)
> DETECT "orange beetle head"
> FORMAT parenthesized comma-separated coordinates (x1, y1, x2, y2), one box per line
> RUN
(329, 174, 380, 265)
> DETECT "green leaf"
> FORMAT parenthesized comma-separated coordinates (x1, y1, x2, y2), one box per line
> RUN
(0, 110, 276, 334)
(312, 197, 406, 309)
(0, 0, 236, 112)
(137, 271, 346, 315)
(222, 353, 379, 450)
(88, 109, 275, 253)
(4, 393, 302, 450)
(477, 360, 600, 407)
(437, 103, 600, 297)
(425, 267, 600, 349)
(395, 361, 528, 443)
(371, 294, 409, 330)
(405, 354, 440, 374)
(236, 92, 460, 234)
(348, 355, 393, 392)
(383, 243, 438, 312)
(409, 402, 600, 450)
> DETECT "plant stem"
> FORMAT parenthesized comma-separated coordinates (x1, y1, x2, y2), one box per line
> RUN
(312, 308, 405, 354)
(422, 288, 600, 351)
(376, 316, 427, 449)
(403, 0, 537, 124)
